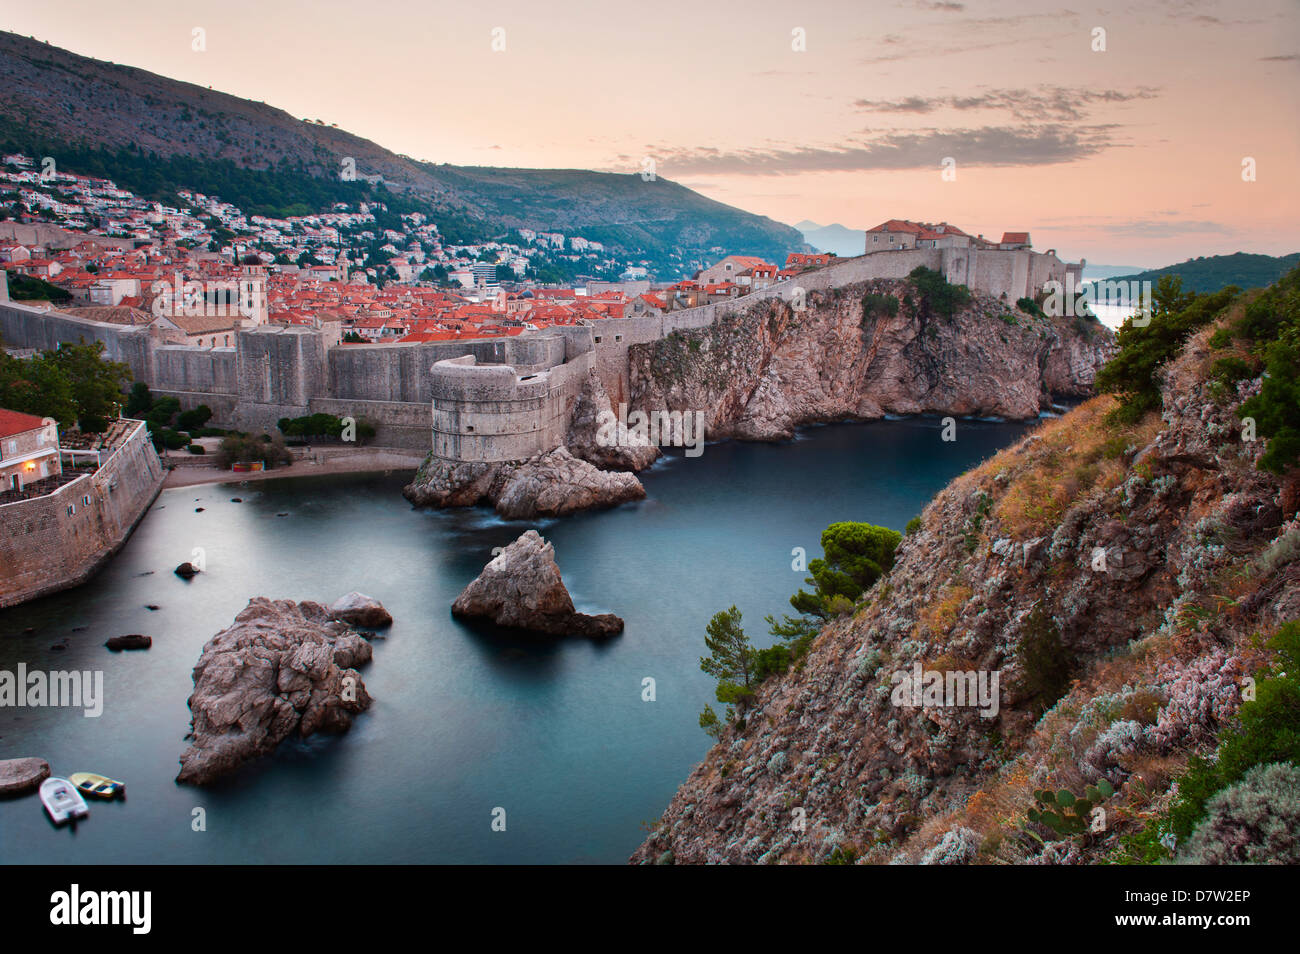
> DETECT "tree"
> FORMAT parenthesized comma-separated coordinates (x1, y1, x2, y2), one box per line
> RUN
(53, 341, 131, 431)
(1096, 276, 1236, 422)
(0, 338, 128, 431)
(699, 606, 756, 731)
(908, 265, 971, 320)
(790, 522, 902, 620)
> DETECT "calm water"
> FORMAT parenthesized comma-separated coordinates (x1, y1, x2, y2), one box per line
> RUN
(0, 417, 1031, 864)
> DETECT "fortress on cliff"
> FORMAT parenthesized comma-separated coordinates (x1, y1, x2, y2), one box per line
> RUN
(1, 243, 1082, 464)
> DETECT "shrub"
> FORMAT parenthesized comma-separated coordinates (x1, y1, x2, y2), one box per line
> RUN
(1095, 276, 1238, 422)
(160, 429, 189, 450)
(186, 443, 205, 455)
(216, 432, 293, 469)
(1179, 763, 1300, 864)
(861, 292, 900, 326)
(1016, 297, 1045, 319)
(908, 266, 971, 320)
(177, 404, 213, 432)
(124, 381, 152, 416)
(1014, 604, 1073, 717)
(905, 515, 923, 536)
(1167, 621, 1300, 841)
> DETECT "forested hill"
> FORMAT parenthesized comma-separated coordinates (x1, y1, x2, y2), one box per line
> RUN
(0, 31, 803, 273)
(1107, 252, 1300, 294)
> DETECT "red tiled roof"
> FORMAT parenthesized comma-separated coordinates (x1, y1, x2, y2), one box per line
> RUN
(0, 407, 49, 438)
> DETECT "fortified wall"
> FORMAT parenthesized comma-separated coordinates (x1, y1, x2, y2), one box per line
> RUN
(0, 245, 1079, 457)
(0, 419, 165, 608)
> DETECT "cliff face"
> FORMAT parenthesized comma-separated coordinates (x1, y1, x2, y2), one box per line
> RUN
(632, 318, 1294, 865)
(628, 279, 1114, 442)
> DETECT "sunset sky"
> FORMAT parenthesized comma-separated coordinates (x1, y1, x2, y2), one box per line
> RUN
(7, 0, 1299, 266)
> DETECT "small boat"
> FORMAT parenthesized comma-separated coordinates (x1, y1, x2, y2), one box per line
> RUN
(69, 772, 126, 800)
(40, 777, 90, 825)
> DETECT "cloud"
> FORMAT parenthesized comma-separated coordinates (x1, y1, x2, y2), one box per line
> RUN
(1260, 53, 1300, 61)
(854, 86, 1159, 121)
(655, 125, 1116, 176)
(1040, 216, 1236, 239)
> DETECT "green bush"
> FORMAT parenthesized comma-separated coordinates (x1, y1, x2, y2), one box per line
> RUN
(1014, 604, 1073, 717)
(1016, 297, 1045, 319)
(177, 404, 213, 432)
(160, 429, 189, 450)
(1179, 763, 1300, 864)
(861, 292, 900, 326)
(1168, 621, 1300, 842)
(186, 443, 205, 455)
(905, 516, 923, 535)
(908, 266, 972, 320)
(124, 381, 152, 416)
(217, 433, 293, 469)
(1095, 276, 1239, 422)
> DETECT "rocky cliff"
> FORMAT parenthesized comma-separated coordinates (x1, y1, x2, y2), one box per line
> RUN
(632, 311, 1295, 864)
(629, 278, 1113, 442)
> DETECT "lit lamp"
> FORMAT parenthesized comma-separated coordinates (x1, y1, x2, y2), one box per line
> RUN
(24, 462, 35, 471)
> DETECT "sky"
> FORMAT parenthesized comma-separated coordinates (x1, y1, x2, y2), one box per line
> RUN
(6, 0, 1299, 267)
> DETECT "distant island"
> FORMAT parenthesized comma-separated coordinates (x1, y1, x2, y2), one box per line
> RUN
(1104, 251, 1300, 293)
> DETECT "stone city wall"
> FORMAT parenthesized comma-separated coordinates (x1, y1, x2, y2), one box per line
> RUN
(0, 419, 165, 608)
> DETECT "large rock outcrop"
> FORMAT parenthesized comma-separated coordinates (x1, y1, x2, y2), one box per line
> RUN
(452, 530, 624, 637)
(632, 314, 1292, 865)
(629, 278, 1115, 442)
(404, 447, 645, 518)
(176, 597, 383, 785)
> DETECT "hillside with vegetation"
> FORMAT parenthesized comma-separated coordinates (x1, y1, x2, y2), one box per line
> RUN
(0, 31, 803, 274)
(634, 266, 1300, 865)
(1107, 252, 1300, 294)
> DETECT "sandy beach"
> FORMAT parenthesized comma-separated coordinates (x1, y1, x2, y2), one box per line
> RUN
(160, 447, 426, 489)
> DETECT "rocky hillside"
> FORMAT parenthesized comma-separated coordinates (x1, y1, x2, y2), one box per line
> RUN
(0, 31, 803, 267)
(629, 277, 1113, 441)
(633, 277, 1298, 864)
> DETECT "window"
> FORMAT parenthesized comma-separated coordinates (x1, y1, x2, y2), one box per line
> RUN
(614, 334, 622, 342)
(67, 504, 76, 516)
(83, 494, 91, 506)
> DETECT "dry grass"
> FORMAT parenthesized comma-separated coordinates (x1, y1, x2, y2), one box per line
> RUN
(979, 396, 1161, 538)
(918, 584, 973, 635)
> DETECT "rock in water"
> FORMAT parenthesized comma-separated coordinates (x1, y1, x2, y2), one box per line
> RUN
(451, 530, 624, 637)
(106, 634, 152, 651)
(176, 598, 376, 785)
(174, 562, 200, 579)
(0, 757, 50, 796)
(403, 447, 645, 518)
(329, 592, 393, 629)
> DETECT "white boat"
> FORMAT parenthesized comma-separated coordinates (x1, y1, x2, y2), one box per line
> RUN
(40, 777, 90, 825)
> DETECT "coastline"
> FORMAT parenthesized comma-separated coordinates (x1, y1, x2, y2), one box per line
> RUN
(160, 447, 425, 489)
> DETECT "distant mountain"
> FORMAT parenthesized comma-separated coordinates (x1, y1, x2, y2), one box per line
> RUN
(1081, 264, 1148, 281)
(1105, 252, 1300, 293)
(0, 31, 803, 276)
(795, 220, 864, 258)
